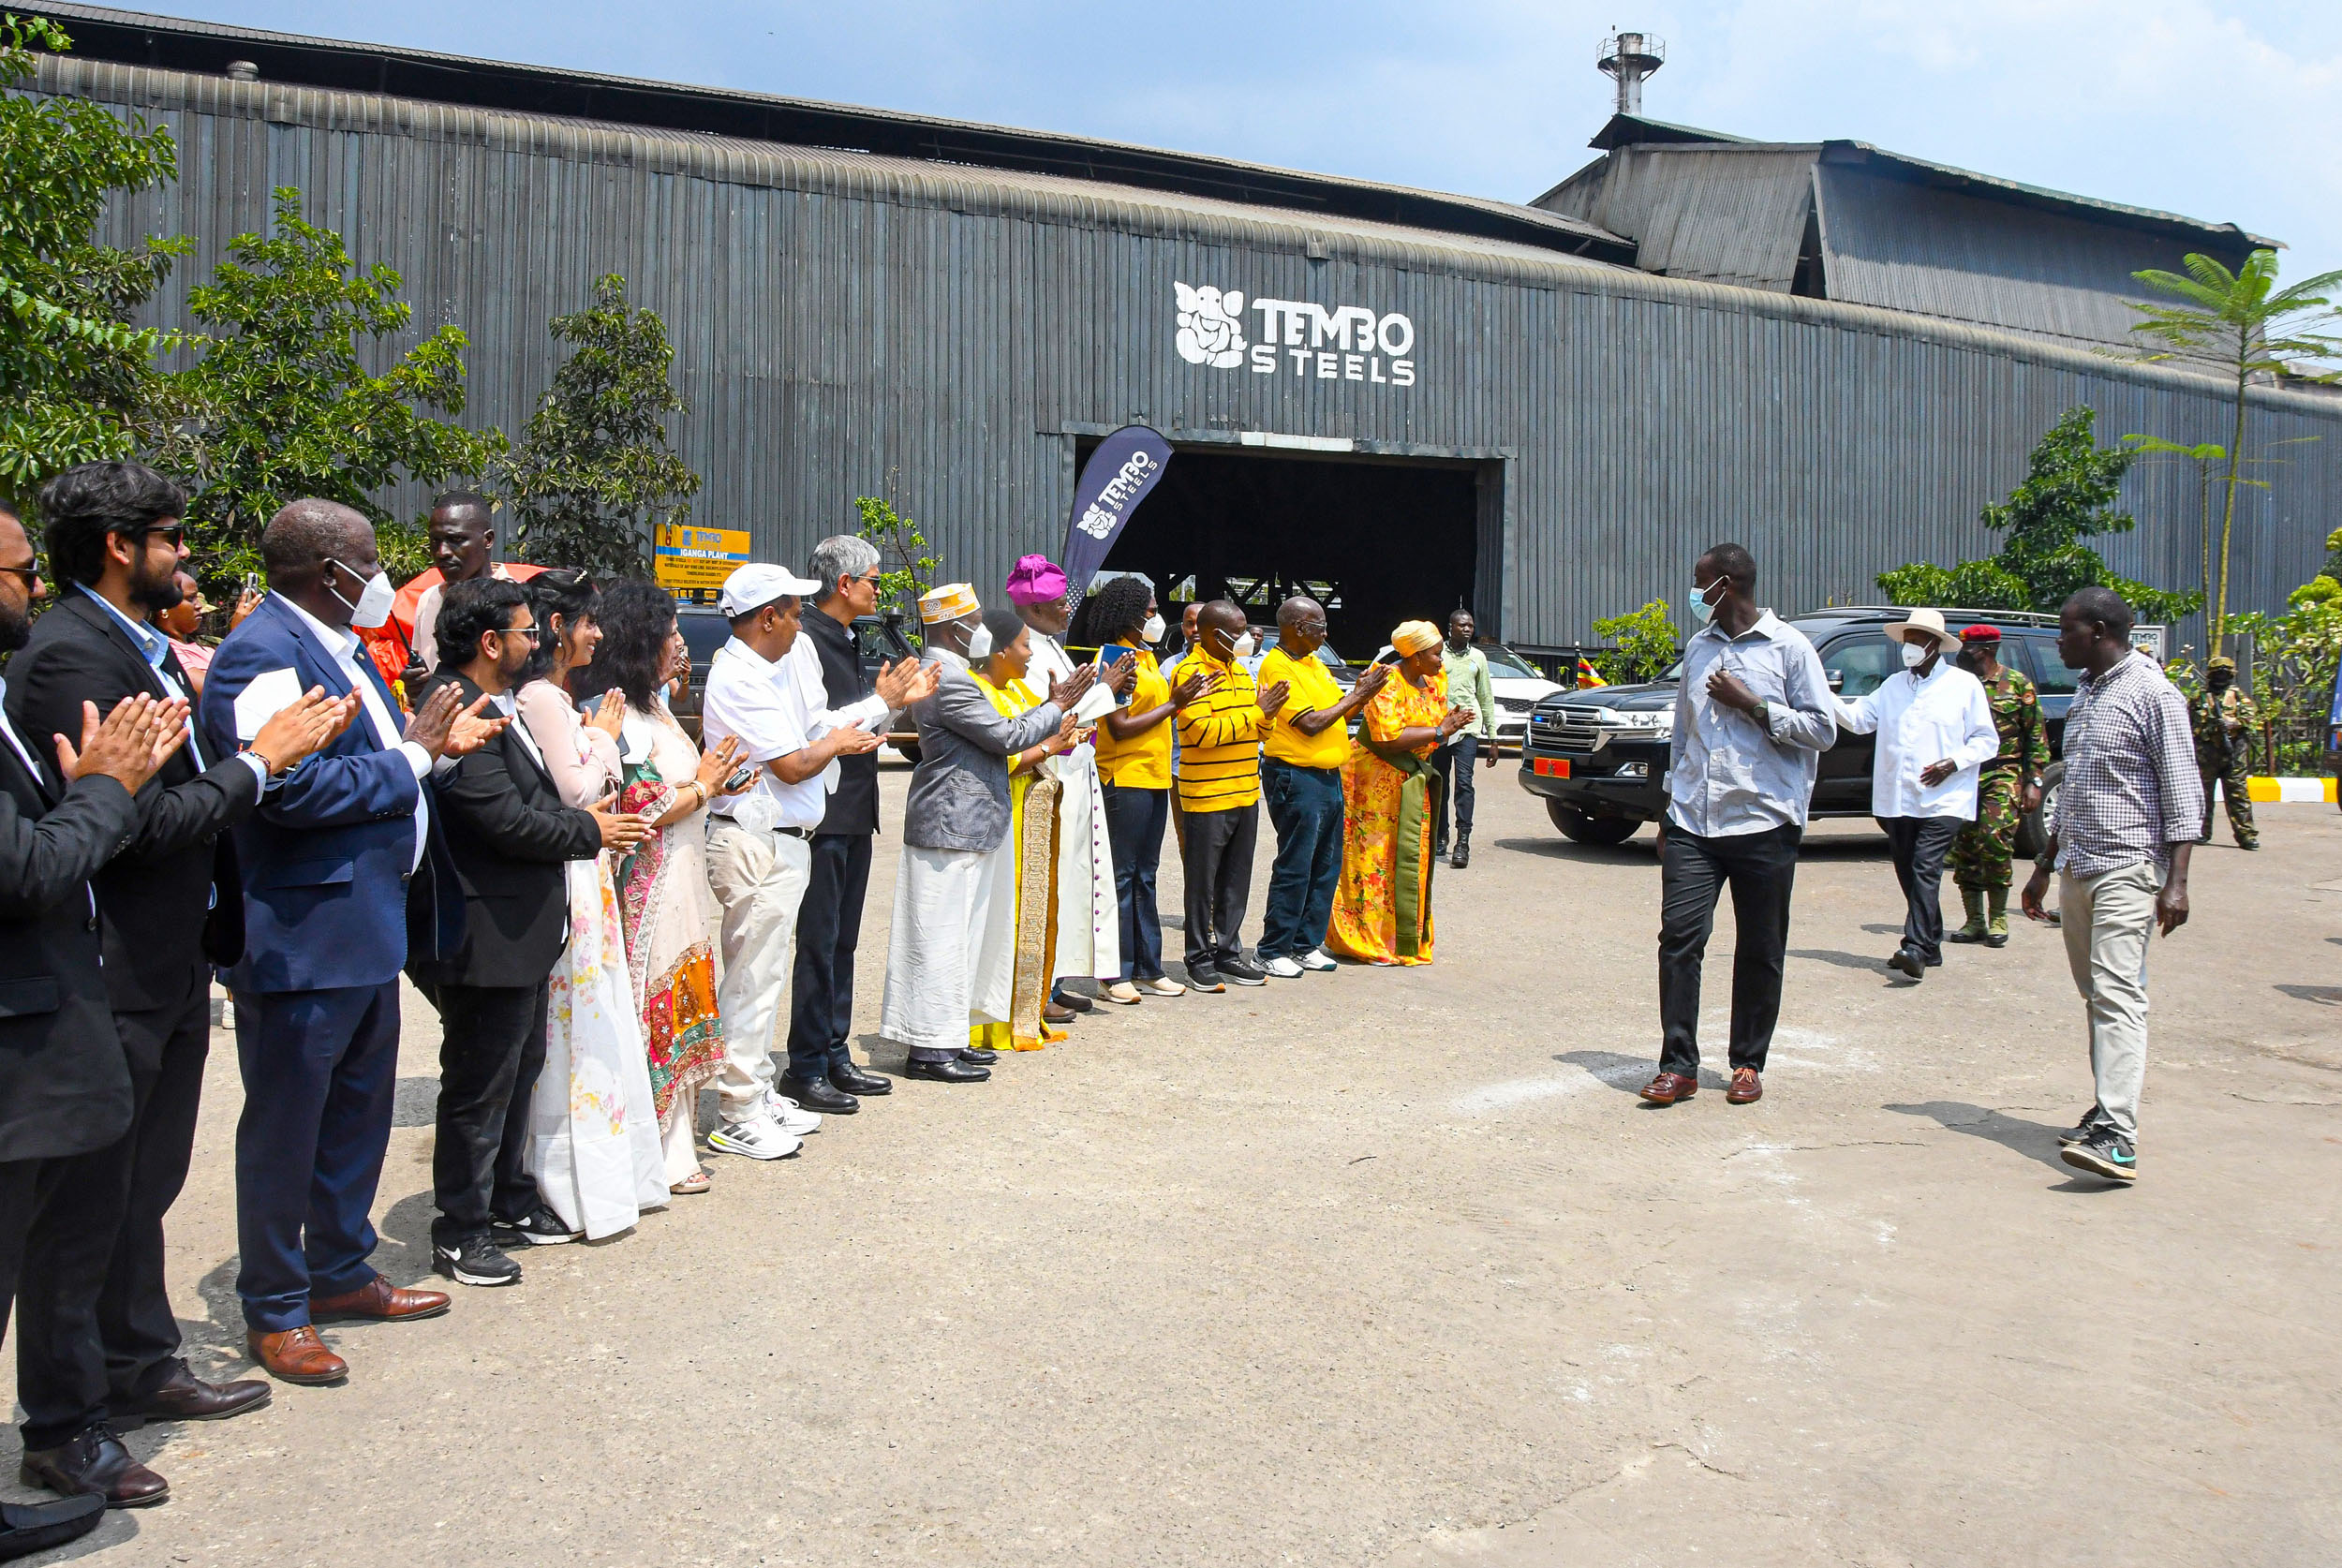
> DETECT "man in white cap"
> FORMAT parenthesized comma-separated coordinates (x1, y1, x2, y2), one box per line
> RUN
(700, 563, 889, 1160)
(1831, 607, 1997, 980)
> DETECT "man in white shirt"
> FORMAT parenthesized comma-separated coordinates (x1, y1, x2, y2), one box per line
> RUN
(700, 564, 885, 1161)
(1831, 607, 1997, 980)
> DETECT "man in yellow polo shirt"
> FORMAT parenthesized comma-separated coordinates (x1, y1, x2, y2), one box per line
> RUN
(1173, 600, 1290, 990)
(1256, 597, 1390, 979)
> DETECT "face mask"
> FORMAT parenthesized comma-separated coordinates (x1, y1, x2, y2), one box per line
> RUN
(1140, 613, 1166, 643)
(1688, 581, 1719, 625)
(328, 558, 395, 629)
(964, 623, 993, 661)
(1901, 640, 1931, 670)
(1230, 631, 1257, 659)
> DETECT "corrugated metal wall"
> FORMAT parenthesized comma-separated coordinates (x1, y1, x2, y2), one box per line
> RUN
(36, 56, 2342, 655)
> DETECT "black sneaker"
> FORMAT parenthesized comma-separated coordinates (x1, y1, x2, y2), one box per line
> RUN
(2060, 1127, 2138, 1184)
(491, 1205, 582, 1247)
(1185, 964, 1225, 993)
(1219, 956, 1267, 986)
(434, 1235, 523, 1286)
(2057, 1107, 2102, 1146)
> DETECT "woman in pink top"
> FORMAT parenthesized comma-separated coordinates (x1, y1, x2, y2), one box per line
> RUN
(158, 570, 214, 694)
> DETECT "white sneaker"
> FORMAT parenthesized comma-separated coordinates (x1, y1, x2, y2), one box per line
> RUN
(1263, 954, 1305, 979)
(1134, 976, 1187, 998)
(763, 1090, 822, 1137)
(707, 1116, 802, 1161)
(1298, 949, 1338, 972)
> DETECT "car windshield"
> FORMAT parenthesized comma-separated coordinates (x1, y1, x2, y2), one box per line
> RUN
(1256, 629, 1351, 673)
(1479, 642, 1538, 679)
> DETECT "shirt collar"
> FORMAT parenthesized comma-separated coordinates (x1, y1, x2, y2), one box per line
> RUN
(715, 635, 778, 673)
(274, 591, 363, 662)
(76, 584, 170, 668)
(2076, 649, 2142, 693)
(1692, 608, 1786, 645)
(926, 646, 969, 673)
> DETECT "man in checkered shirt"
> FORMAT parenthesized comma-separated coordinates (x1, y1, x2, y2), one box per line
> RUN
(2022, 587, 2203, 1185)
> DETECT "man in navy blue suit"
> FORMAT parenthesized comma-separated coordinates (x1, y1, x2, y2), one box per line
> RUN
(198, 499, 503, 1387)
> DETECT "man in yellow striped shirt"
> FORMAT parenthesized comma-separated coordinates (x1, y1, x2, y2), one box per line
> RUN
(1173, 600, 1289, 990)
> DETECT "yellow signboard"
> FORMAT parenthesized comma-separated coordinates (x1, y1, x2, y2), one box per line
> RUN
(653, 524, 750, 591)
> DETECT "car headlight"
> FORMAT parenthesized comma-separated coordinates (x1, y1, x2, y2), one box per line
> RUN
(1600, 710, 1673, 734)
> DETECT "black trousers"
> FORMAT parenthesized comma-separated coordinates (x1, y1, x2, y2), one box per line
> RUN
(1880, 815, 1964, 964)
(1658, 823, 1801, 1078)
(1180, 802, 1258, 971)
(0, 1159, 37, 1372)
(427, 980, 549, 1249)
(787, 832, 872, 1080)
(16, 966, 209, 1448)
(1436, 734, 1480, 847)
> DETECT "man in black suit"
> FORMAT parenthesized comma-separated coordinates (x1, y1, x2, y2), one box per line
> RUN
(0, 502, 189, 1555)
(410, 579, 646, 1287)
(5, 465, 355, 1505)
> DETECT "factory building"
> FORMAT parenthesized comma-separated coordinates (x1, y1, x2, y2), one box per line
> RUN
(24, 4, 2341, 653)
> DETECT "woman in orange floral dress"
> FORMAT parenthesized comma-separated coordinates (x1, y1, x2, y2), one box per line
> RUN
(1327, 621, 1475, 965)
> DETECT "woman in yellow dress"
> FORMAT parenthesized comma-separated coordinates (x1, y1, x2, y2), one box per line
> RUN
(1327, 621, 1473, 966)
(968, 608, 1084, 1049)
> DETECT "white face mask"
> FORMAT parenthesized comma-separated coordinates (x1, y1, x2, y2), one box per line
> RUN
(1900, 639, 1932, 670)
(1140, 613, 1166, 643)
(1688, 580, 1720, 625)
(1230, 631, 1257, 659)
(328, 558, 396, 629)
(964, 622, 993, 662)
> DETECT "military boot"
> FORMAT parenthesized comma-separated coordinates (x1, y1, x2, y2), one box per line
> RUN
(1947, 886, 1988, 943)
(1985, 886, 2010, 947)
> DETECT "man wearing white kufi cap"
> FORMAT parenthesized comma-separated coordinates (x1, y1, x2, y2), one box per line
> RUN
(878, 584, 1096, 1081)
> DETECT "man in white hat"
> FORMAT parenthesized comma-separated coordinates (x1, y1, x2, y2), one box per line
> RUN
(700, 563, 890, 1160)
(1831, 607, 1997, 980)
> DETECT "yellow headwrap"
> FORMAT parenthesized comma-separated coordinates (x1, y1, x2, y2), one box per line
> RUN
(1391, 620, 1442, 657)
(918, 583, 980, 624)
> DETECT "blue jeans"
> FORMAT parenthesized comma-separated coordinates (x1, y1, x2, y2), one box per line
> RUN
(1101, 782, 1168, 981)
(1260, 758, 1345, 960)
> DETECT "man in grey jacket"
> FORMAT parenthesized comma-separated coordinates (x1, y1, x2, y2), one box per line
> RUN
(877, 584, 1093, 1082)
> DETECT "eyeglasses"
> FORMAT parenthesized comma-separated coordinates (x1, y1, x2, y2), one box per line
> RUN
(141, 525, 185, 549)
(852, 570, 883, 586)
(0, 562, 43, 588)
(498, 626, 542, 644)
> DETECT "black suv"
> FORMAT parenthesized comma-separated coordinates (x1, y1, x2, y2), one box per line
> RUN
(672, 604, 916, 742)
(1518, 608, 2073, 845)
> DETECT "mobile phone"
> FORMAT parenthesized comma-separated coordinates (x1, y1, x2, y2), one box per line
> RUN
(724, 762, 757, 792)
(242, 571, 260, 596)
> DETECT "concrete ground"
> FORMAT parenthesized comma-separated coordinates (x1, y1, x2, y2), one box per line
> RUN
(7, 762, 2339, 1567)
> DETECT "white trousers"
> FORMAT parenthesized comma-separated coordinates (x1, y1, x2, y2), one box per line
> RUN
(704, 819, 812, 1122)
(879, 843, 999, 1059)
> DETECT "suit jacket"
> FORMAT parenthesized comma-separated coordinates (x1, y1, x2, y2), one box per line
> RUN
(901, 652, 1062, 854)
(197, 594, 440, 995)
(805, 605, 881, 836)
(6, 590, 260, 1023)
(0, 716, 141, 1162)
(408, 671, 602, 989)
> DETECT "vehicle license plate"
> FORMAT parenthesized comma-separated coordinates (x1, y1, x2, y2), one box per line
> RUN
(1533, 758, 1571, 777)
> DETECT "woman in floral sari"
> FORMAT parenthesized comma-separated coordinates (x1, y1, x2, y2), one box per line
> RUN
(1327, 621, 1472, 966)
(574, 582, 749, 1195)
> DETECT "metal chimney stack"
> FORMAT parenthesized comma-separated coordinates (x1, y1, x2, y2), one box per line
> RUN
(1597, 32, 1665, 116)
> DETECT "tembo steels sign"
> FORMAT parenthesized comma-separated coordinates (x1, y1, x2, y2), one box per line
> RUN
(1173, 282, 1417, 387)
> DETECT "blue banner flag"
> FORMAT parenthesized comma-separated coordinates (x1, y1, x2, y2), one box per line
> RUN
(1061, 425, 1173, 614)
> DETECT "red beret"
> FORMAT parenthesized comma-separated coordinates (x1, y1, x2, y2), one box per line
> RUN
(1960, 624, 2002, 643)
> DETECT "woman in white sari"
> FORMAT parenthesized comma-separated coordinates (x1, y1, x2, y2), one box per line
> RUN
(511, 570, 669, 1239)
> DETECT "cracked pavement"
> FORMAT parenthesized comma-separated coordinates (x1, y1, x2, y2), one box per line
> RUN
(6, 768, 2336, 1566)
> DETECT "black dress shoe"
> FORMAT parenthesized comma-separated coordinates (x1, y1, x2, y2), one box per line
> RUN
(116, 1365, 271, 1427)
(0, 1495, 106, 1561)
(902, 1056, 991, 1083)
(20, 1427, 169, 1508)
(830, 1062, 892, 1096)
(1451, 836, 1471, 869)
(1049, 986, 1094, 1013)
(778, 1072, 858, 1114)
(959, 1045, 999, 1064)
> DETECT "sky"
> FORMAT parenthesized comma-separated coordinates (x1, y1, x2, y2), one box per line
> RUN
(80, 0, 2342, 288)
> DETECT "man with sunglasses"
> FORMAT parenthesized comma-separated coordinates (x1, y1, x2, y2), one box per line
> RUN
(6, 464, 355, 1507)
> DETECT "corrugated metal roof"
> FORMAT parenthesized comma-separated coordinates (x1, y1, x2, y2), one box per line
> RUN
(20, 1, 1638, 262)
(1537, 146, 1816, 293)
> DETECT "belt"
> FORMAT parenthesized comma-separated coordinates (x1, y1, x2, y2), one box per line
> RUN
(709, 816, 816, 839)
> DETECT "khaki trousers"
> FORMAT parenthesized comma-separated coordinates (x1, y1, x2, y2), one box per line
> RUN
(2059, 860, 2161, 1142)
(704, 820, 812, 1123)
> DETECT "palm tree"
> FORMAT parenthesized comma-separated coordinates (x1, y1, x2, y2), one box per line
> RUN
(2128, 250, 2342, 654)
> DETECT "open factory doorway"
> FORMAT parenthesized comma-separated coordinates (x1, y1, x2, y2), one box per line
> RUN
(1089, 440, 1496, 662)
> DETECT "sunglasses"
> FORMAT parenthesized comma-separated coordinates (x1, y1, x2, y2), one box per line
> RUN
(0, 562, 43, 588)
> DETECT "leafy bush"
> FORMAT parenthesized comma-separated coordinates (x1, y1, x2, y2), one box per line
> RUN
(854, 496, 937, 629)
(1591, 599, 1681, 684)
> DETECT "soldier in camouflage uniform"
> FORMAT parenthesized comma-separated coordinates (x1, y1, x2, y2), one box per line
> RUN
(1947, 626, 2050, 946)
(2189, 655, 2260, 850)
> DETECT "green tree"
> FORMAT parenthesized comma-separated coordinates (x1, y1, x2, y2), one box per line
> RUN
(1590, 599, 1680, 684)
(853, 495, 937, 625)
(503, 274, 699, 579)
(0, 12, 187, 504)
(2127, 249, 2342, 653)
(1876, 407, 2201, 626)
(151, 186, 497, 590)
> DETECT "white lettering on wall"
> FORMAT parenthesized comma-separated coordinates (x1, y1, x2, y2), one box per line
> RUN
(1168, 281, 1418, 389)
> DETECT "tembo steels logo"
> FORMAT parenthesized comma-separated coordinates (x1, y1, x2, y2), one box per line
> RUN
(1173, 280, 1417, 387)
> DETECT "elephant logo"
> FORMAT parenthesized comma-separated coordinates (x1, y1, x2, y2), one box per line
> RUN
(1175, 282, 1246, 369)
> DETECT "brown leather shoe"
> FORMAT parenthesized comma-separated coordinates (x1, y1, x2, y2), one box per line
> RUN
(1727, 1067, 1763, 1104)
(19, 1427, 169, 1508)
(120, 1364, 272, 1425)
(308, 1274, 451, 1324)
(245, 1325, 348, 1386)
(1638, 1071, 1697, 1105)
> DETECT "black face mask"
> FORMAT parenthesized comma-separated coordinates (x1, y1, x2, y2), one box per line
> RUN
(2208, 673, 2232, 691)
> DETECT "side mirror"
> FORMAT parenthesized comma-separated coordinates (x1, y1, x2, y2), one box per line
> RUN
(1826, 670, 1845, 693)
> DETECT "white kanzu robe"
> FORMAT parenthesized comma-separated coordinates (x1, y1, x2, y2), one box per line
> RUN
(1026, 633, 1120, 984)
